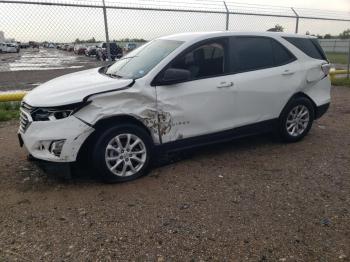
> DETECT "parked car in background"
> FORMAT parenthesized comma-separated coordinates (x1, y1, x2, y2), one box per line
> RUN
(29, 41, 39, 48)
(61, 44, 69, 51)
(85, 45, 97, 56)
(20, 42, 30, 49)
(125, 42, 137, 52)
(74, 44, 87, 55)
(19, 32, 331, 183)
(67, 45, 74, 52)
(96, 42, 123, 61)
(0, 42, 5, 53)
(0, 43, 18, 53)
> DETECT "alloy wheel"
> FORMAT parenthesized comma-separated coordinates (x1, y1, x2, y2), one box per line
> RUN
(286, 105, 310, 137)
(105, 133, 147, 177)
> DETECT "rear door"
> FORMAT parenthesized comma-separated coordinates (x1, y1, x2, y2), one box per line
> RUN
(229, 36, 301, 126)
(155, 37, 238, 143)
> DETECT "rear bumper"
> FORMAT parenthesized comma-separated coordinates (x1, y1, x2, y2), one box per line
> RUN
(315, 102, 330, 119)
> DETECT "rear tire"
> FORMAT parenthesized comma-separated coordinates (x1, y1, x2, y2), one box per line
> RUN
(278, 97, 314, 142)
(92, 124, 153, 183)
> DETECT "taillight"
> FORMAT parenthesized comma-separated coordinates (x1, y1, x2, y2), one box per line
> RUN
(321, 63, 331, 76)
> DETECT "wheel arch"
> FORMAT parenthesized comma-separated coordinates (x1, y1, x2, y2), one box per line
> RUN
(279, 92, 317, 119)
(76, 114, 157, 164)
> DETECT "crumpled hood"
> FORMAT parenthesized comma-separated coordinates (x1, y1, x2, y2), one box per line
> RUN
(24, 68, 134, 107)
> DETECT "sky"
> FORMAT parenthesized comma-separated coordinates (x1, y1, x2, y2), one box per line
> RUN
(0, 0, 349, 42)
(230, 0, 350, 12)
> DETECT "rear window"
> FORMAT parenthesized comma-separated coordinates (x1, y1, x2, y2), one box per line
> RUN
(283, 37, 327, 60)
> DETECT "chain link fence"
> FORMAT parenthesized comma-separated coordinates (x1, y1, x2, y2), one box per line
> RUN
(0, 0, 349, 72)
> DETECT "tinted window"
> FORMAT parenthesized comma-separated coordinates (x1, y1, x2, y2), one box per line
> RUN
(284, 37, 326, 60)
(271, 40, 295, 66)
(233, 37, 274, 72)
(169, 40, 227, 80)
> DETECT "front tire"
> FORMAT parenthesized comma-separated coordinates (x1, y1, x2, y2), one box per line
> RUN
(92, 124, 153, 183)
(278, 97, 314, 142)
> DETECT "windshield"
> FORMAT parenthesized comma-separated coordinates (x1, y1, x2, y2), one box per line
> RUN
(105, 39, 183, 79)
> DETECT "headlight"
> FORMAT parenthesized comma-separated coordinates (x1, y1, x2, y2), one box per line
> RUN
(31, 102, 88, 121)
(32, 108, 73, 121)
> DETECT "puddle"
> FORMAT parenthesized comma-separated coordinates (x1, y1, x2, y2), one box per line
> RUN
(0, 48, 95, 72)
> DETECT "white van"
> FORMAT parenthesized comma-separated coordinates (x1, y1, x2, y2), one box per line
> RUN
(19, 32, 331, 182)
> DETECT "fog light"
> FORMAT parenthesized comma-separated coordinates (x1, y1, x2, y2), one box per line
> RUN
(49, 140, 66, 157)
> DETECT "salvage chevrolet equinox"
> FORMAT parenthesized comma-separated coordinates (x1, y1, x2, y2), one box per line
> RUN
(19, 32, 331, 182)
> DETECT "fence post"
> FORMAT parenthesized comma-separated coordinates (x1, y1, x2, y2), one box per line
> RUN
(291, 7, 299, 34)
(223, 1, 229, 31)
(102, 0, 111, 61)
(347, 39, 350, 79)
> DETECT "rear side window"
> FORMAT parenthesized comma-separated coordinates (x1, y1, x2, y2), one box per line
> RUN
(231, 37, 295, 73)
(232, 37, 274, 72)
(283, 37, 327, 60)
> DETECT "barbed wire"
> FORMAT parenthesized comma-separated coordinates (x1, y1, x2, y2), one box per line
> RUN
(1, 0, 349, 20)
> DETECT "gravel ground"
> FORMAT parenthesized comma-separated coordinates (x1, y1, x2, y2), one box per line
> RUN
(0, 86, 349, 261)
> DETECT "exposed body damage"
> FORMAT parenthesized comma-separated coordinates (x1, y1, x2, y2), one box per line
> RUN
(75, 82, 162, 144)
(20, 116, 93, 162)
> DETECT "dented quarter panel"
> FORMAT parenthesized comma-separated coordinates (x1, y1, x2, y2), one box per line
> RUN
(300, 60, 332, 106)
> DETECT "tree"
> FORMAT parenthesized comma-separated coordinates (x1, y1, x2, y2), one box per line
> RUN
(267, 24, 284, 32)
(324, 34, 332, 39)
(339, 29, 350, 39)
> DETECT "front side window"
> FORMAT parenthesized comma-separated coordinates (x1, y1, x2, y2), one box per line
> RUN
(168, 39, 227, 80)
(106, 39, 183, 79)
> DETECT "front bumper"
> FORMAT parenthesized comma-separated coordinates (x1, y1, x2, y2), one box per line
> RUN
(19, 116, 94, 162)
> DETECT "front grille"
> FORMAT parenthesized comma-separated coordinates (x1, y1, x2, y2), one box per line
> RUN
(19, 102, 34, 133)
(21, 101, 34, 112)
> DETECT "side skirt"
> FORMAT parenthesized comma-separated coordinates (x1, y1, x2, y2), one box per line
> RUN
(156, 118, 278, 153)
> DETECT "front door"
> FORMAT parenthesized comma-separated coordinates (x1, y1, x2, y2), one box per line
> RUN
(155, 38, 238, 143)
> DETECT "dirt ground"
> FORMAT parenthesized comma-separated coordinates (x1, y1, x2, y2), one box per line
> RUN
(0, 86, 349, 261)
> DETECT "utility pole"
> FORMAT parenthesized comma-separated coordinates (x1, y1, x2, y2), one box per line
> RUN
(102, 0, 111, 61)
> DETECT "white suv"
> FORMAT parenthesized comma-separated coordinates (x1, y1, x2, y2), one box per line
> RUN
(19, 32, 331, 182)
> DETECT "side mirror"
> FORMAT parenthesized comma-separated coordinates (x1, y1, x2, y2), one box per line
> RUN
(159, 68, 191, 85)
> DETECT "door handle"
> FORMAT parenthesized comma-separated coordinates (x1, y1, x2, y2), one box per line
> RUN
(217, 81, 234, 88)
(282, 70, 295, 76)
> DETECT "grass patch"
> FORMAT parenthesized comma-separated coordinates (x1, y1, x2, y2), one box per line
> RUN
(331, 77, 350, 87)
(326, 52, 349, 65)
(0, 102, 20, 122)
